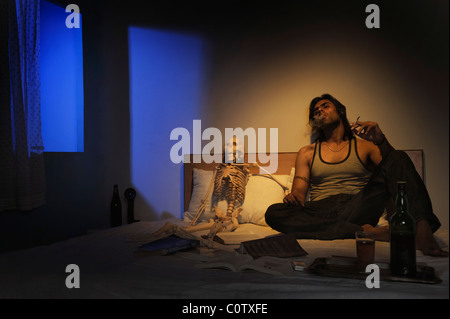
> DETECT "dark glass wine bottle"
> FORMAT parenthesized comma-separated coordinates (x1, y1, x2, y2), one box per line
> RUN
(389, 181, 416, 276)
(124, 188, 137, 224)
(110, 185, 122, 227)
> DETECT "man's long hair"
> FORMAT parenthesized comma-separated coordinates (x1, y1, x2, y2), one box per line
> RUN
(308, 93, 354, 142)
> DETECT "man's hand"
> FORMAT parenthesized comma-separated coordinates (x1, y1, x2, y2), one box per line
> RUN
(283, 192, 304, 207)
(351, 120, 385, 145)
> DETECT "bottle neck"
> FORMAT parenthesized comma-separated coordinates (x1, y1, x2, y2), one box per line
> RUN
(396, 195, 406, 205)
(395, 189, 408, 214)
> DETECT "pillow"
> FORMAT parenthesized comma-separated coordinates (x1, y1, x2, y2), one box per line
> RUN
(183, 168, 215, 222)
(239, 175, 288, 226)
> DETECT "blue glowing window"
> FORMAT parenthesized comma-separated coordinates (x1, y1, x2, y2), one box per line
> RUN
(40, 0, 84, 152)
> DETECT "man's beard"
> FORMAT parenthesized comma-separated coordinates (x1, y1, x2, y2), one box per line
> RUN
(312, 115, 341, 133)
(322, 116, 341, 131)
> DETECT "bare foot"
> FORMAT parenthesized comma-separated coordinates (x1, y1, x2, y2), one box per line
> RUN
(363, 221, 448, 257)
(361, 224, 390, 242)
(416, 220, 449, 257)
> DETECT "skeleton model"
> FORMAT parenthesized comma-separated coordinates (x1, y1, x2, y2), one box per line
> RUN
(151, 138, 293, 247)
(199, 162, 250, 239)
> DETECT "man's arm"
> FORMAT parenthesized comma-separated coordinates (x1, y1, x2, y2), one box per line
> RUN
(373, 132, 395, 159)
(283, 145, 313, 206)
(351, 120, 395, 164)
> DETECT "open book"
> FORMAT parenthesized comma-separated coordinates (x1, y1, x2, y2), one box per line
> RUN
(194, 252, 294, 276)
(213, 231, 266, 245)
(236, 233, 308, 259)
(133, 235, 199, 257)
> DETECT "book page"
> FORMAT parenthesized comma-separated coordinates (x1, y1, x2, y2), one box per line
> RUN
(238, 233, 308, 258)
(241, 256, 294, 276)
(195, 253, 294, 275)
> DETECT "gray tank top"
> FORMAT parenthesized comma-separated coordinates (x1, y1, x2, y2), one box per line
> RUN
(309, 138, 371, 201)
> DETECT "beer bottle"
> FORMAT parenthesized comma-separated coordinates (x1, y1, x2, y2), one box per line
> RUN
(110, 185, 122, 227)
(389, 181, 416, 276)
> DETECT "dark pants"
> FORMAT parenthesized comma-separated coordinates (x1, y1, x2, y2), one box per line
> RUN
(265, 150, 441, 240)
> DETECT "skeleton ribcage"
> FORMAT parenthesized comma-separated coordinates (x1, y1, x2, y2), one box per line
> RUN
(212, 164, 249, 217)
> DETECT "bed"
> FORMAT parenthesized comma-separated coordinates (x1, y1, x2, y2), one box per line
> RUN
(0, 152, 448, 301)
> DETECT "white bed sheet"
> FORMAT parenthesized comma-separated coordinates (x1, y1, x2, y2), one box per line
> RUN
(0, 219, 448, 299)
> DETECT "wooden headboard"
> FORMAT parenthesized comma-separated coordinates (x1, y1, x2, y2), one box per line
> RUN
(183, 150, 424, 211)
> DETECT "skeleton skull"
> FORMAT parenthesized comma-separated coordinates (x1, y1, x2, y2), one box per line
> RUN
(224, 137, 244, 164)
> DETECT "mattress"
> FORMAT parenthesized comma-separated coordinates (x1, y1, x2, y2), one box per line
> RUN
(0, 219, 447, 299)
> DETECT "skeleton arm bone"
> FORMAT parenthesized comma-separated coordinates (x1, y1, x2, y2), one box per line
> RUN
(190, 169, 217, 226)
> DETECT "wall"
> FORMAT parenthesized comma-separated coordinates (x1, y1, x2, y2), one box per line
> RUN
(0, 0, 447, 253)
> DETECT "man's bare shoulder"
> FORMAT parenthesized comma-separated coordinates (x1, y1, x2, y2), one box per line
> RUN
(297, 143, 316, 161)
(355, 137, 377, 152)
(355, 137, 382, 168)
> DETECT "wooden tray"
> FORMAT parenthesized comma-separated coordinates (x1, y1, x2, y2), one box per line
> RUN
(307, 256, 442, 284)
